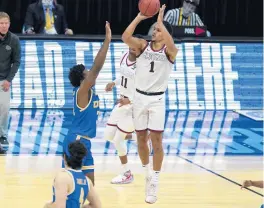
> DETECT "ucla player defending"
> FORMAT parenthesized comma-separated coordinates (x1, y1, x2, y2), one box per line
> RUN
(63, 21, 111, 185)
(104, 46, 139, 184)
(44, 141, 101, 208)
(122, 5, 178, 204)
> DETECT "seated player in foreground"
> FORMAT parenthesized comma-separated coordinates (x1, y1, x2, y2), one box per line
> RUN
(44, 141, 101, 208)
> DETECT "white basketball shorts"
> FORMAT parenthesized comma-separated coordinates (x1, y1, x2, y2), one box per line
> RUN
(132, 90, 166, 132)
(107, 103, 135, 133)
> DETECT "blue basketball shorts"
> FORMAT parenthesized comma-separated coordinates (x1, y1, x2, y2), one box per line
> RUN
(62, 132, 94, 174)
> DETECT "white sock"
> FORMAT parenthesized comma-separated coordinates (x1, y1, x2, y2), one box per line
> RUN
(143, 164, 150, 177)
(122, 163, 129, 173)
(152, 171, 160, 183)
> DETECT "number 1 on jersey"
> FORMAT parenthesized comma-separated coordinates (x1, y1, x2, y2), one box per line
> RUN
(79, 187, 84, 205)
(149, 61, 155, 73)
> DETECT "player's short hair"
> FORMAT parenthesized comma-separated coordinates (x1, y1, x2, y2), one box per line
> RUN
(0, 12, 10, 21)
(68, 64, 86, 87)
(64, 141, 87, 170)
(163, 21, 173, 36)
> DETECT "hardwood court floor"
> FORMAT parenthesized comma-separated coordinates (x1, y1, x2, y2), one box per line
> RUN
(1, 110, 263, 207)
(0, 155, 263, 208)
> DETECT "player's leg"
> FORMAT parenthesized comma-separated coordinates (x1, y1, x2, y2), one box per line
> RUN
(133, 93, 152, 195)
(103, 124, 117, 142)
(62, 132, 76, 169)
(111, 105, 135, 184)
(133, 103, 150, 169)
(145, 95, 166, 204)
(80, 138, 95, 185)
(111, 128, 134, 184)
(133, 93, 150, 166)
(136, 130, 149, 169)
(124, 133, 135, 140)
(103, 104, 121, 142)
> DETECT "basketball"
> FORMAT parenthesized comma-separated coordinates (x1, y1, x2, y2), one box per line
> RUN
(138, 0, 160, 17)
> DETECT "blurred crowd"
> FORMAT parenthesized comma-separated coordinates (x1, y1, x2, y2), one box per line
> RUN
(16, 0, 209, 37)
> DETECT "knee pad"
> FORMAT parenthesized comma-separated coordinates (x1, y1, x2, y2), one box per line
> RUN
(113, 130, 127, 157)
(104, 125, 117, 142)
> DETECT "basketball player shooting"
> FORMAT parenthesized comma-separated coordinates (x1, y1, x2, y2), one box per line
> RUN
(62, 21, 111, 186)
(122, 4, 178, 204)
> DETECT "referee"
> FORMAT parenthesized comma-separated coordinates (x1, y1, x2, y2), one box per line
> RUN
(164, 0, 204, 26)
(0, 12, 21, 154)
(148, 0, 210, 36)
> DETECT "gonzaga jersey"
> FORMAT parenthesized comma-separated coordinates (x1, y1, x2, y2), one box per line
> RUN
(119, 52, 136, 100)
(52, 169, 89, 208)
(70, 87, 99, 138)
(135, 42, 174, 92)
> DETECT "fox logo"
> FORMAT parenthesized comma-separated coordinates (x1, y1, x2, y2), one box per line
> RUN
(184, 28, 195, 34)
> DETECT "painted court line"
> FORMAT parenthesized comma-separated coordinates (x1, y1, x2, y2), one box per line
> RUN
(177, 155, 263, 197)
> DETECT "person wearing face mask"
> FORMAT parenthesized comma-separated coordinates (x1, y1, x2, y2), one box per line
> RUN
(164, 0, 203, 26)
(148, 0, 211, 37)
(23, 0, 73, 35)
(0, 12, 21, 154)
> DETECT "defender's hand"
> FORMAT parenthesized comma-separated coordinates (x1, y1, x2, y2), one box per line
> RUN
(105, 21, 112, 41)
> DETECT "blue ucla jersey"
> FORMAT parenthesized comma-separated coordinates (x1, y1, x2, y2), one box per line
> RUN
(52, 169, 89, 208)
(70, 87, 100, 138)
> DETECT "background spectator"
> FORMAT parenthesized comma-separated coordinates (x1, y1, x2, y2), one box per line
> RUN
(148, 0, 211, 37)
(0, 12, 21, 151)
(164, 0, 203, 26)
(23, 0, 73, 35)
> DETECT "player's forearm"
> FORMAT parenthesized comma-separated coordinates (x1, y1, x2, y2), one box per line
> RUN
(160, 23, 176, 50)
(251, 181, 264, 188)
(90, 39, 110, 77)
(122, 17, 141, 42)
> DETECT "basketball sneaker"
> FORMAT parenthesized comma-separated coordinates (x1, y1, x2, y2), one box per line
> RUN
(145, 175, 152, 196)
(145, 180, 158, 204)
(111, 170, 134, 184)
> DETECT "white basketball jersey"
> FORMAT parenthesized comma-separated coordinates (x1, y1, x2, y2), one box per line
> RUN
(135, 42, 174, 92)
(118, 52, 136, 100)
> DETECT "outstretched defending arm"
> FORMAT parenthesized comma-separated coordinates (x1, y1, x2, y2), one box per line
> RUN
(79, 22, 112, 94)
